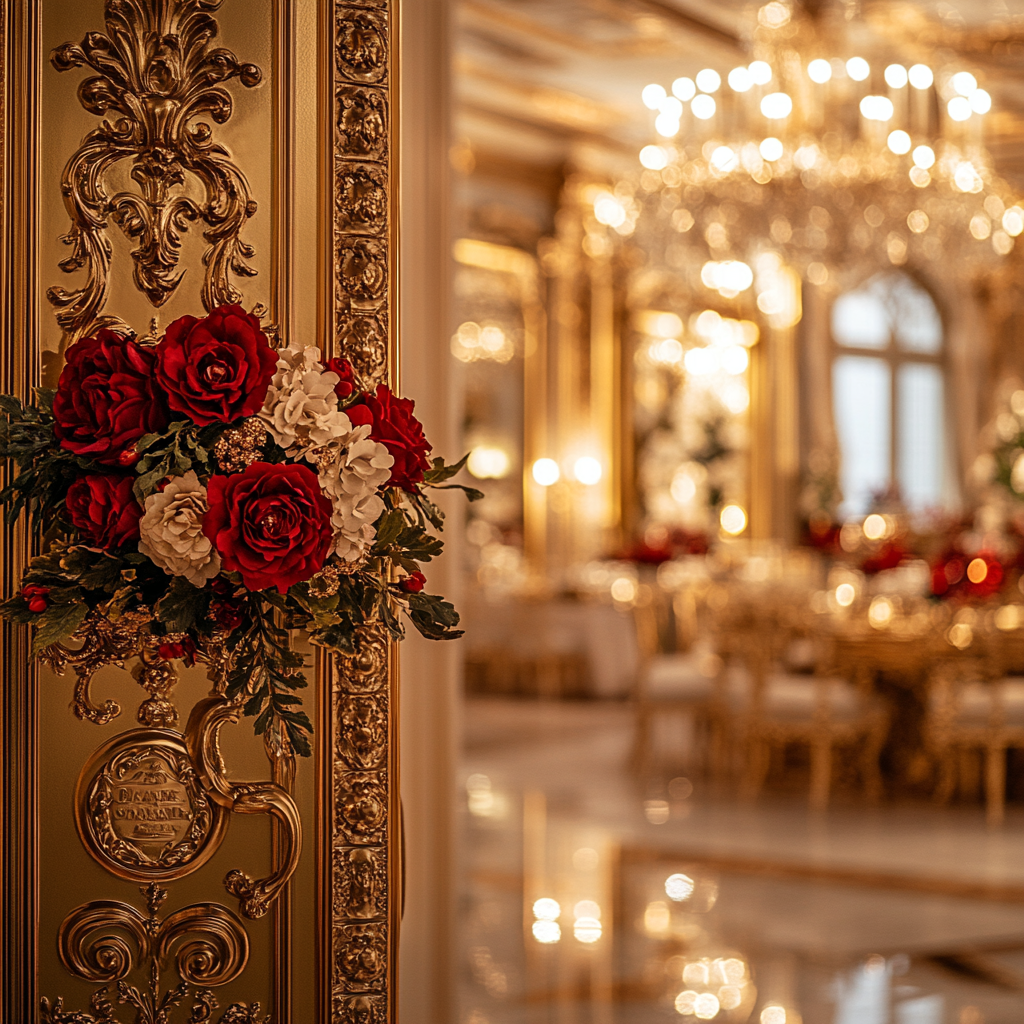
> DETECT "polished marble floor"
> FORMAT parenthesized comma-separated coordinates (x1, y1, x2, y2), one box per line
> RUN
(458, 698, 1024, 1024)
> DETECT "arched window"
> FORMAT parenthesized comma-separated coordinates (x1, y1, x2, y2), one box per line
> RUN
(830, 272, 949, 516)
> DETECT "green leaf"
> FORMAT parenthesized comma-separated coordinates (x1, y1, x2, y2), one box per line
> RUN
(405, 590, 463, 641)
(423, 452, 470, 484)
(155, 577, 209, 633)
(134, 454, 174, 502)
(32, 601, 88, 654)
(374, 508, 406, 549)
(431, 483, 485, 501)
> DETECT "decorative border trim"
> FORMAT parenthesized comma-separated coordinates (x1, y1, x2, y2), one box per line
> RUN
(0, 2, 41, 1018)
(322, 2, 399, 1021)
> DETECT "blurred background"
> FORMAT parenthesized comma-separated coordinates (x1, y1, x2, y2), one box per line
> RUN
(403, 2, 1024, 1022)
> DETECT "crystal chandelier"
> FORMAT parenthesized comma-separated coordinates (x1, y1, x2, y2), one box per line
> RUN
(620, 0, 1020, 289)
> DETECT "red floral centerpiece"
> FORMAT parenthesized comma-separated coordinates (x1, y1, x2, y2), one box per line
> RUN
(0, 304, 479, 754)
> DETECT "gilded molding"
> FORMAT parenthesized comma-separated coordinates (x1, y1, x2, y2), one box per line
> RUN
(48, 0, 263, 345)
(42, 883, 265, 1024)
(327, 2, 396, 1016)
(331, 2, 392, 390)
(187, 696, 303, 920)
(328, 619, 395, 1015)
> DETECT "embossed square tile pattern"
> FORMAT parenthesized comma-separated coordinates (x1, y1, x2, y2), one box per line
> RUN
(458, 698, 1024, 1024)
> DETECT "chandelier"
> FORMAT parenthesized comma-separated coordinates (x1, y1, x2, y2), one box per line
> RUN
(610, 0, 1019, 292)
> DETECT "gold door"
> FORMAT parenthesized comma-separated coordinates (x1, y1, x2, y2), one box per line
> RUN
(0, 1, 400, 1019)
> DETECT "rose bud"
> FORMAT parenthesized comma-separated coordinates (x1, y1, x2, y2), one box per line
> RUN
(400, 571, 426, 593)
(212, 600, 245, 631)
(118, 446, 140, 467)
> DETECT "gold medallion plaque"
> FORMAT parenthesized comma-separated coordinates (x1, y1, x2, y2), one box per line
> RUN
(75, 731, 228, 882)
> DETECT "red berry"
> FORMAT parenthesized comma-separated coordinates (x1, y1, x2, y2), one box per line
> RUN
(28, 598, 48, 613)
(400, 571, 426, 593)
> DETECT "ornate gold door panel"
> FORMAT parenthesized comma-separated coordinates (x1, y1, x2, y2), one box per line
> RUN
(0, 1, 399, 1020)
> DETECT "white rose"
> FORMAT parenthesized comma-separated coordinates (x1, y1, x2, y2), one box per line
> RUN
(138, 470, 221, 587)
(258, 343, 350, 450)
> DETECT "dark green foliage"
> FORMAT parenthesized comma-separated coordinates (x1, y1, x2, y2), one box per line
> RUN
(225, 597, 313, 757)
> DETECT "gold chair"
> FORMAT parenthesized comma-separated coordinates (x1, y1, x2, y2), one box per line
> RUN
(739, 633, 890, 810)
(925, 656, 1024, 825)
(630, 592, 721, 774)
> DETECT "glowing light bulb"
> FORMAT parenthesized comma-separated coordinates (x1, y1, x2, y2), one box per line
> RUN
(759, 136, 783, 161)
(807, 59, 832, 84)
(952, 71, 978, 97)
(887, 129, 911, 154)
(728, 66, 752, 92)
(532, 458, 560, 486)
(909, 64, 933, 89)
(885, 64, 908, 88)
(672, 77, 696, 101)
(467, 446, 511, 479)
(970, 89, 991, 114)
(748, 60, 773, 85)
(720, 504, 747, 535)
(760, 92, 793, 119)
(691, 94, 716, 120)
(695, 68, 721, 94)
(846, 57, 870, 82)
(665, 873, 695, 900)
(948, 96, 972, 121)
(639, 145, 669, 170)
(642, 83, 666, 109)
(573, 457, 602, 486)
(912, 144, 935, 169)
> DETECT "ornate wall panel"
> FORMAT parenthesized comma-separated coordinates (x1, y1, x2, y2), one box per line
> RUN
(324, 4, 399, 1020)
(0, 1, 398, 1020)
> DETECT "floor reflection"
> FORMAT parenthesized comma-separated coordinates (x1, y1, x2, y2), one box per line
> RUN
(459, 699, 1024, 1024)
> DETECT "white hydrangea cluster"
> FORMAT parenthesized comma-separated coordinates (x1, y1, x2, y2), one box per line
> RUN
(309, 430, 394, 561)
(258, 343, 350, 451)
(138, 470, 221, 586)
(259, 343, 394, 561)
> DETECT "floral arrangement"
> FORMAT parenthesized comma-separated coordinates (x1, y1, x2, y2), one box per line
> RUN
(0, 304, 479, 755)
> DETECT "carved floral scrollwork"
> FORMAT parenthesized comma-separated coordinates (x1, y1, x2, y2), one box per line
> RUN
(48, 0, 263, 344)
(334, 11, 388, 84)
(335, 87, 387, 160)
(332, 994, 387, 1024)
(334, 923, 387, 988)
(41, 883, 266, 1024)
(333, 847, 387, 920)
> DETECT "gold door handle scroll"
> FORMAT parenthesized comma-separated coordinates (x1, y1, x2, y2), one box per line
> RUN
(187, 696, 302, 919)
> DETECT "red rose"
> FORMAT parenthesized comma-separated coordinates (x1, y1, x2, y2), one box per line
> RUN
(400, 571, 426, 593)
(203, 462, 333, 594)
(155, 304, 278, 426)
(66, 475, 142, 549)
(53, 330, 169, 465)
(347, 385, 432, 492)
(325, 357, 356, 400)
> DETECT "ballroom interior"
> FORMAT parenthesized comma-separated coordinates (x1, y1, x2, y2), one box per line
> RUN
(434, 2, 1024, 1023)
